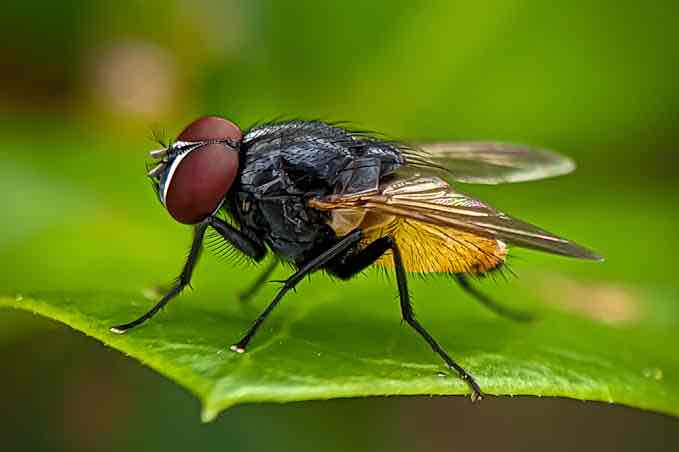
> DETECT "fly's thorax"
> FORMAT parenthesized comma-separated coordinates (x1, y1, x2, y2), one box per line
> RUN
(228, 119, 409, 263)
(147, 116, 243, 224)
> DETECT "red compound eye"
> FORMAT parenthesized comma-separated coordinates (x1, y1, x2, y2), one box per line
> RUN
(177, 115, 242, 142)
(165, 116, 242, 224)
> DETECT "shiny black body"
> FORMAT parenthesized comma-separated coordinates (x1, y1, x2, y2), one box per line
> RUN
(229, 120, 404, 265)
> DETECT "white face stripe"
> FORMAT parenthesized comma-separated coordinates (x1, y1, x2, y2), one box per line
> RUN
(161, 150, 192, 205)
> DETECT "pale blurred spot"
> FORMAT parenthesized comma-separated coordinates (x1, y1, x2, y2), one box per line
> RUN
(643, 367, 663, 381)
(539, 275, 643, 325)
(177, 0, 246, 58)
(88, 41, 178, 116)
(142, 285, 164, 300)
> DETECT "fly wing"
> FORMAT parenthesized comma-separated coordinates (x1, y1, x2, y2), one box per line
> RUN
(400, 141, 576, 184)
(310, 175, 602, 261)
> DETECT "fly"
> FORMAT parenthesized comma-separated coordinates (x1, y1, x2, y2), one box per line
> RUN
(110, 116, 603, 401)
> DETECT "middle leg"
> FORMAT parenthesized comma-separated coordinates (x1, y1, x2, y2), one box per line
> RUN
(231, 229, 364, 353)
(238, 258, 279, 303)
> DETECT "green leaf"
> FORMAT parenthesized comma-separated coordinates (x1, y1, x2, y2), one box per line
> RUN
(1, 132, 678, 422)
(2, 276, 678, 421)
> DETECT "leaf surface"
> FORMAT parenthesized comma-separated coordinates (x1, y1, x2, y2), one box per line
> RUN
(1, 135, 678, 421)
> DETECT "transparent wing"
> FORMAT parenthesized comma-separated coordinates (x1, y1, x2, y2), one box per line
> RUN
(310, 175, 602, 261)
(400, 141, 576, 184)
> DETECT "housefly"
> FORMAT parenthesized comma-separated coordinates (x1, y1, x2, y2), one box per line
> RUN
(111, 116, 602, 401)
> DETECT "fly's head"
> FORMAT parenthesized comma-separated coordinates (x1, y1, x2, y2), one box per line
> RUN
(147, 116, 242, 224)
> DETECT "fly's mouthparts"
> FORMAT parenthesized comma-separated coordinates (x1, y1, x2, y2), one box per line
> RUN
(149, 148, 169, 159)
(147, 162, 166, 178)
(147, 147, 171, 178)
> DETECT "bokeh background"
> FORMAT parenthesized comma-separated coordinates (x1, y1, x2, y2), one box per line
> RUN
(2, 1, 679, 451)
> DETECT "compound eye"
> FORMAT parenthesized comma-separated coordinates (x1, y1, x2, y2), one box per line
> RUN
(178, 115, 242, 142)
(164, 116, 242, 224)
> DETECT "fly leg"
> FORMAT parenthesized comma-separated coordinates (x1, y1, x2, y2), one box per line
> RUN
(231, 229, 363, 353)
(110, 222, 208, 333)
(238, 258, 279, 303)
(328, 236, 483, 401)
(455, 274, 533, 322)
(111, 216, 266, 334)
(208, 216, 267, 262)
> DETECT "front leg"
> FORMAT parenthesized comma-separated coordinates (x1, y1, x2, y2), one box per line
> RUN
(110, 222, 208, 333)
(110, 216, 266, 334)
(208, 216, 267, 262)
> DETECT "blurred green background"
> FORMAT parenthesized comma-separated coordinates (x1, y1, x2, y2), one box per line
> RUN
(1, 0, 679, 451)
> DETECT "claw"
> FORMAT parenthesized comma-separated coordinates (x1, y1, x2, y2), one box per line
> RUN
(470, 390, 483, 402)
